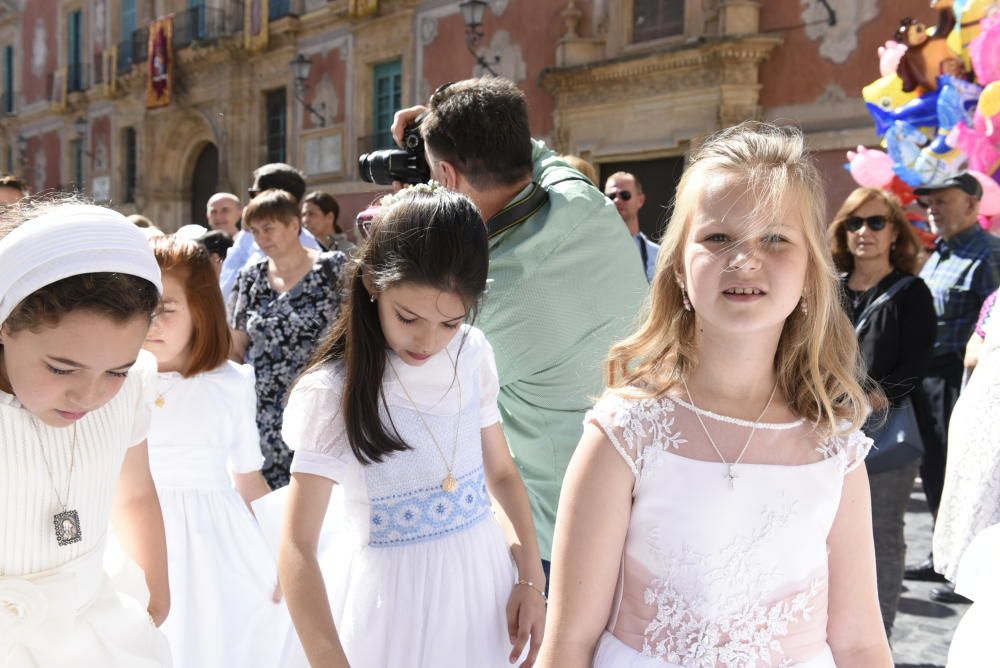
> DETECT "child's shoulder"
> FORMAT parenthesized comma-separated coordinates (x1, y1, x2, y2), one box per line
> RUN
(202, 360, 256, 388)
(293, 361, 346, 396)
(455, 324, 492, 358)
(815, 422, 873, 473)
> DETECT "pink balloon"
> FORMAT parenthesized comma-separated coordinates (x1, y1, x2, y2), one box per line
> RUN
(970, 171, 1000, 216)
(847, 146, 896, 188)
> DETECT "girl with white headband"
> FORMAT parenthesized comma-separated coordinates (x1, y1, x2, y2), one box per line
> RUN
(0, 197, 172, 666)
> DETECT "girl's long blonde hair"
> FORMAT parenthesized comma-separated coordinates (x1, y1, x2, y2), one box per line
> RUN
(606, 121, 869, 437)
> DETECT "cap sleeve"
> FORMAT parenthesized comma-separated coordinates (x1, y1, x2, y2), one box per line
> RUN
(817, 426, 874, 474)
(282, 365, 359, 482)
(478, 336, 502, 428)
(127, 350, 158, 446)
(585, 392, 648, 491)
(227, 363, 265, 474)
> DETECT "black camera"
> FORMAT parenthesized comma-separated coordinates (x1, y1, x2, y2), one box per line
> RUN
(358, 116, 431, 186)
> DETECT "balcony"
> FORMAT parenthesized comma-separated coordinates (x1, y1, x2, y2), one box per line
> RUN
(174, 4, 244, 49)
(117, 26, 150, 75)
(67, 61, 88, 93)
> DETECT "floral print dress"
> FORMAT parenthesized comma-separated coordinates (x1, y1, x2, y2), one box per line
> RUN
(229, 251, 347, 488)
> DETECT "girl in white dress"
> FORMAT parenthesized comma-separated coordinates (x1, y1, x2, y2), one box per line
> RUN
(0, 199, 171, 666)
(278, 186, 546, 668)
(537, 123, 893, 667)
(142, 235, 287, 667)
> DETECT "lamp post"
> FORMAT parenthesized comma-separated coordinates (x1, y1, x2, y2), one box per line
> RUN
(290, 53, 326, 128)
(458, 0, 499, 76)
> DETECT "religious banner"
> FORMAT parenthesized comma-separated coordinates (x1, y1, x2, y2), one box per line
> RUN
(244, 0, 269, 52)
(146, 16, 174, 109)
(349, 0, 378, 18)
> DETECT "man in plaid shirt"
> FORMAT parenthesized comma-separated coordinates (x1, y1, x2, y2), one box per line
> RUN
(904, 173, 1000, 598)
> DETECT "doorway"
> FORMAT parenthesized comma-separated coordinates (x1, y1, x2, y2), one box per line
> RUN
(189, 143, 219, 228)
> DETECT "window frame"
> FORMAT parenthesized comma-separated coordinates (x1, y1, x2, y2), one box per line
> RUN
(265, 88, 287, 164)
(372, 59, 402, 151)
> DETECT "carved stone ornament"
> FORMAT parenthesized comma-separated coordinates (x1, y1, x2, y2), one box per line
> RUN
(420, 16, 438, 46)
(802, 0, 878, 64)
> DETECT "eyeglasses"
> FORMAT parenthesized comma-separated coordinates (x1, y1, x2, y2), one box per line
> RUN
(247, 187, 260, 198)
(606, 191, 632, 202)
(845, 215, 889, 232)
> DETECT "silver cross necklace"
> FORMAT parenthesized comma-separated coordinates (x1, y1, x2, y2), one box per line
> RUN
(682, 378, 778, 490)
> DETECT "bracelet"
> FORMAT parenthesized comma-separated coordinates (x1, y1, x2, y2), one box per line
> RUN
(516, 579, 547, 602)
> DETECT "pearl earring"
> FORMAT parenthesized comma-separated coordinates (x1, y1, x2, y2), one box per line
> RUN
(680, 285, 692, 312)
(799, 297, 808, 315)
(370, 294, 376, 303)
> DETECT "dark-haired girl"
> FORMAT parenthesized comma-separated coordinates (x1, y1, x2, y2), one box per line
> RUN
(278, 186, 546, 667)
(0, 200, 171, 665)
(143, 236, 287, 668)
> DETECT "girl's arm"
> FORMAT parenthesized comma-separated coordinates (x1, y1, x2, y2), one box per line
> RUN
(111, 440, 170, 626)
(233, 470, 271, 507)
(230, 329, 249, 363)
(278, 472, 350, 668)
(826, 465, 893, 666)
(535, 425, 633, 668)
(481, 422, 546, 667)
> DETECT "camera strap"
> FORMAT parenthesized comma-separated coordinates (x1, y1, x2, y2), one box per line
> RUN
(486, 176, 591, 240)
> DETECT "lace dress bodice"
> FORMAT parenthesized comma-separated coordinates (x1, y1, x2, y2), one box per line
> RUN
(589, 391, 872, 667)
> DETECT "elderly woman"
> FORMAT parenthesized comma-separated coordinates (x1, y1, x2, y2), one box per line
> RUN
(301, 191, 356, 253)
(830, 186, 937, 637)
(230, 189, 347, 488)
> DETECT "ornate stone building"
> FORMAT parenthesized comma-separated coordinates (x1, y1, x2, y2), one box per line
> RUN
(0, 0, 936, 233)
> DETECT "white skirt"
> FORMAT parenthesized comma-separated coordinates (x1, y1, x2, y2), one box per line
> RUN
(0, 544, 171, 668)
(592, 631, 837, 668)
(278, 515, 518, 668)
(948, 524, 1000, 667)
(156, 484, 291, 668)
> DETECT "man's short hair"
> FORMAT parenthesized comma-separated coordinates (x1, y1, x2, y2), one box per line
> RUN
(243, 189, 301, 230)
(207, 192, 240, 209)
(251, 163, 306, 204)
(606, 171, 643, 195)
(198, 229, 234, 260)
(421, 78, 533, 190)
(0, 175, 28, 195)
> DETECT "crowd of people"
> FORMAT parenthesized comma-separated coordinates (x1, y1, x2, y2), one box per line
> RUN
(0, 75, 998, 668)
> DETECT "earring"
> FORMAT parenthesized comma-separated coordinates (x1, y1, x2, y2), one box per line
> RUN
(680, 284, 692, 312)
(370, 294, 376, 303)
(799, 297, 808, 315)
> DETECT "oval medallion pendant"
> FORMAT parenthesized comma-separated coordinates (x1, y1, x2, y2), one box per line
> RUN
(441, 473, 458, 493)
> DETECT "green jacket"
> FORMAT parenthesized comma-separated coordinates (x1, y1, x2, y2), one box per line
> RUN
(478, 141, 648, 559)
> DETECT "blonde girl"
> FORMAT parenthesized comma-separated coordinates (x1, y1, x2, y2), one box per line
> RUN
(537, 122, 892, 667)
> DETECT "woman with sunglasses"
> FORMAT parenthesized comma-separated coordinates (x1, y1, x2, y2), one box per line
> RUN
(829, 186, 937, 639)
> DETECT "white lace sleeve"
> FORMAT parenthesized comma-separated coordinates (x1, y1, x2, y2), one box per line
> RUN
(586, 392, 643, 485)
(816, 427, 874, 474)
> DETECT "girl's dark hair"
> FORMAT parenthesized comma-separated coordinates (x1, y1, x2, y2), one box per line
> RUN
(303, 191, 342, 234)
(0, 195, 160, 334)
(306, 188, 489, 464)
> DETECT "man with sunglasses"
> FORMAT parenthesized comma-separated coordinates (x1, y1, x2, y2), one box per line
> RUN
(605, 172, 659, 282)
(903, 172, 1000, 599)
(219, 163, 321, 303)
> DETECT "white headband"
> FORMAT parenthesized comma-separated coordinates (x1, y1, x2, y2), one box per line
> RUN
(0, 204, 163, 327)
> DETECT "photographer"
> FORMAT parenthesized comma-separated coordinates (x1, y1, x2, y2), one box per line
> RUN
(390, 78, 648, 576)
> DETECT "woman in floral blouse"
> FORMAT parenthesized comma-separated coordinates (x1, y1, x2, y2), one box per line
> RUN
(230, 189, 347, 488)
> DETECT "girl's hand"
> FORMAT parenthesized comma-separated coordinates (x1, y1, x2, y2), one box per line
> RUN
(507, 582, 546, 667)
(148, 601, 169, 627)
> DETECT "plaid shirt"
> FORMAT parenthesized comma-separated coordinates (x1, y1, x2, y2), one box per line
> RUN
(919, 224, 1000, 356)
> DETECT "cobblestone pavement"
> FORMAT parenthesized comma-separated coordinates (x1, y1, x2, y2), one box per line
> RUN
(891, 481, 966, 667)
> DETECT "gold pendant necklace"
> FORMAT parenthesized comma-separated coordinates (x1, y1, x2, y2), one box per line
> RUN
(388, 352, 462, 493)
(154, 375, 183, 408)
(31, 419, 83, 546)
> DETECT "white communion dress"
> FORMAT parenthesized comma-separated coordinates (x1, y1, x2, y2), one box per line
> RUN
(147, 361, 289, 668)
(280, 325, 519, 668)
(587, 390, 873, 668)
(0, 351, 171, 667)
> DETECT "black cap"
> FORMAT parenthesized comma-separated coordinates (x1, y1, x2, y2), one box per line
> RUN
(914, 172, 983, 199)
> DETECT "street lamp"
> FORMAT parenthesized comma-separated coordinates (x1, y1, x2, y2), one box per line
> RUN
(458, 0, 499, 76)
(290, 53, 326, 128)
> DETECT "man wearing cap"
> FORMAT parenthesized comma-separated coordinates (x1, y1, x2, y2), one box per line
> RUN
(904, 172, 1000, 600)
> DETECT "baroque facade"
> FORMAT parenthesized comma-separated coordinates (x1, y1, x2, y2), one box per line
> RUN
(0, 0, 936, 233)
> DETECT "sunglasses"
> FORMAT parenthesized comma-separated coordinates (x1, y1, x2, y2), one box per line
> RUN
(247, 187, 260, 198)
(845, 215, 888, 232)
(606, 191, 632, 202)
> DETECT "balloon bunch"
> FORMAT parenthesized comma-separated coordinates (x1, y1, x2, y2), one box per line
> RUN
(848, 1, 1000, 232)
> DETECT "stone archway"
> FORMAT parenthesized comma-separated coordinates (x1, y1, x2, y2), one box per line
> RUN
(146, 110, 218, 231)
(189, 143, 219, 227)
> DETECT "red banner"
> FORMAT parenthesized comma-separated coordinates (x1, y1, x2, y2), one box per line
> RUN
(146, 16, 173, 109)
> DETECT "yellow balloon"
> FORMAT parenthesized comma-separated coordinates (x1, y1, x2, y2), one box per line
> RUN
(863, 74, 919, 112)
(980, 82, 1000, 119)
